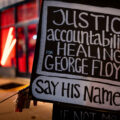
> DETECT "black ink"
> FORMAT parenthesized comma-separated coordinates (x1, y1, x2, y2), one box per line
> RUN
(62, 82, 70, 98)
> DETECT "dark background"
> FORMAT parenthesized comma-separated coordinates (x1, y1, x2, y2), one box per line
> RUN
(47, 0, 120, 9)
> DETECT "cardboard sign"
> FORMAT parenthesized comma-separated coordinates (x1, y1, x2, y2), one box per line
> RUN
(53, 104, 120, 120)
(30, 0, 120, 111)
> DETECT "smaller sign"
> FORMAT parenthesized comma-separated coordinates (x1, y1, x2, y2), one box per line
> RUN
(53, 104, 120, 120)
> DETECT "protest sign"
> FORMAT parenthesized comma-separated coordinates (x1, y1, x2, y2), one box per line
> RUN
(30, 0, 120, 111)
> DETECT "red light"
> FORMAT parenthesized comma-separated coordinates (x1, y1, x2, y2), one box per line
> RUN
(1, 27, 16, 66)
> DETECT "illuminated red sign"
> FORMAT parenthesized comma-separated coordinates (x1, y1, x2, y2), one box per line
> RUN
(1, 27, 16, 66)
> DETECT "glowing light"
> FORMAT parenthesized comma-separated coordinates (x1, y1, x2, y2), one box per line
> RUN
(1, 27, 16, 66)
(33, 35, 37, 40)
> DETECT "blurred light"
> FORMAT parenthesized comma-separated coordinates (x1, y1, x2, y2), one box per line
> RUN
(1, 27, 16, 66)
(33, 35, 37, 40)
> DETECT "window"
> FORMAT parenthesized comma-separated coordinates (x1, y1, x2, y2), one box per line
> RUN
(17, 27, 26, 73)
(1, 8, 15, 27)
(0, 8, 16, 67)
(17, 1, 38, 22)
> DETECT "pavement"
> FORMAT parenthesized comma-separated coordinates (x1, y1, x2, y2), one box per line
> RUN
(0, 77, 53, 120)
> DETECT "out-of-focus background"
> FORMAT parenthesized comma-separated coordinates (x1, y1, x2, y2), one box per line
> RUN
(0, 0, 52, 120)
(0, 0, 42, 78)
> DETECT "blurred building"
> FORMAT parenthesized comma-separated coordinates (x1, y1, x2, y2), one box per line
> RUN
(0, 0, 42, 77)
